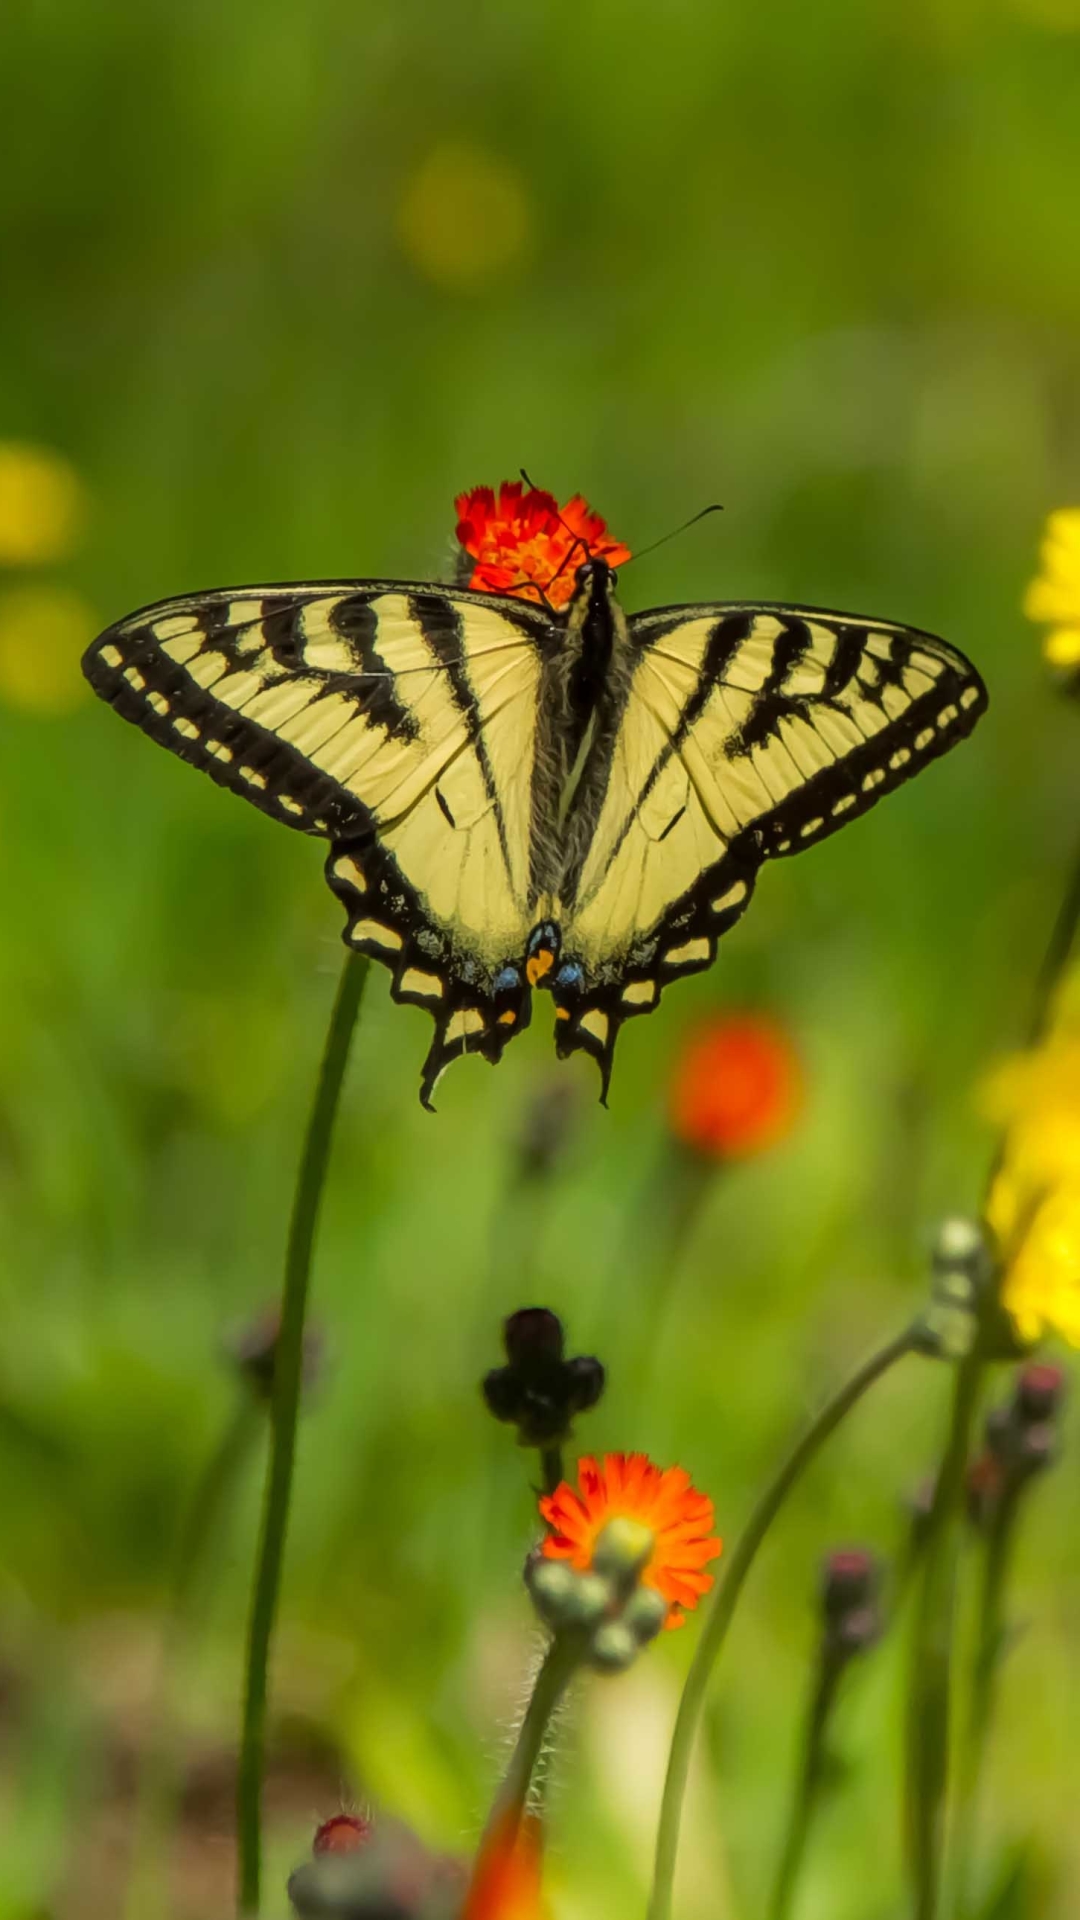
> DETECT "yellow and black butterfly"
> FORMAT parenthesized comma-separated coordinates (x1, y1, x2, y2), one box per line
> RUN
(83, 561, 986, 1105)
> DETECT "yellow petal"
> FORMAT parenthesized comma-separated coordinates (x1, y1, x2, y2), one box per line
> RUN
(1044, 626, 1080, 667)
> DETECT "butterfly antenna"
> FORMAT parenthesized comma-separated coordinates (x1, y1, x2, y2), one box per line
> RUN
(620, 502, 724, 568)
(518, 468, 594, 603)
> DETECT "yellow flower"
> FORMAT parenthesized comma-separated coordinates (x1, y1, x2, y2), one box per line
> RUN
(0, 584, 95, 715)
(1024, 507, 1080, 670)
(982, 1018, 1080, 1345)
(0, 440, 85, 567)
(981, 1037, 1080, 1225)
(997, 1182, 1080, 1347)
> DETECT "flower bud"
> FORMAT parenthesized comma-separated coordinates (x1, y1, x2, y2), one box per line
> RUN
(621, 1584, 670, 1645)
(588, 1620, 639, 1673)
(227, 1305, 323, 1402)
(483, 1307, 604, 1448)
(1015, 1362, 1066, 1425)
(314, 1814, 370, 1856)
(524, 1554, 611, 1630)
(592, 1517, 655, 1587)
(820, 1548, 882, 1663)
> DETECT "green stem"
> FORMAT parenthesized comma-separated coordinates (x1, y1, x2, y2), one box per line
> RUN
(648, 1323, 917, 1920)
(236, 953, 369, 1916)
(904, 1343, 985, 1920)
(471, 1632, 582, 1868)
(539, 1445, 564, 1496)
(768, 1655, 844, 1920)
(952, 1490, 1022, 1918)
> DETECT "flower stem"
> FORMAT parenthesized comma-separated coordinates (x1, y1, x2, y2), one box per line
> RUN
(539, 1445, 564, 1496)
(647, 1324, 917, 1920)
(473, 1632, 582, 1861)
(236, 953, 369, 1916)
(904, 1342, 984, 1920)
(767, 1654, 844, 1920)
(951, 1488, 1022, 1917)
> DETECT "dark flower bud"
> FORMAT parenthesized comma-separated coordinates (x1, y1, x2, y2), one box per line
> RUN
(976, 1361, 1067, 1506)
(1015, 1362, 1066, 1426)
(821, 1548, 876, 1618)
(1018, 1420, 1056, 1477)
(483, 1307, 604, 1448)
(288, 1819, 463, 1919)
(504, 1308, 564, 1369)
(226, 1306, 323, 1403)
(820, 1548, 882, 1662)
(966, 1449, 1005, 1528)
(832, 1603, 881, 1656)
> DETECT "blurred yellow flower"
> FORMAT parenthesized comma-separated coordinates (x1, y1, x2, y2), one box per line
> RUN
(983, 1020, 1080, 1345)
(1024, 508, 1080, 670)
(998, 1183, 1080, 1347)
(981, 1036, 1080, 1221)
(0, 440, 85, 566)
(0, 585, 95, 715)
(397, 142, 533, 292)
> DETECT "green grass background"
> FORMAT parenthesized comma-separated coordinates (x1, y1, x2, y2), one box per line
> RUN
(0, 0, 1078, 1914)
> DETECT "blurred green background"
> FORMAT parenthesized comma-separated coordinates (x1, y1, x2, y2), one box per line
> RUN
(0, 0, 1078, 1915)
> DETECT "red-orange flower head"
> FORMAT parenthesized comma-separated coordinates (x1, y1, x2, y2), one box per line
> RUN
(669, 1012, 804, 1161)
(539, 1451, 721, 1630)
(455, 481, 632, 609)
(462, 1807, 545, 1920)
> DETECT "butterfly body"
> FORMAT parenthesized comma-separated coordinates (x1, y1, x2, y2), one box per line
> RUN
(84, 561, 986, 1106)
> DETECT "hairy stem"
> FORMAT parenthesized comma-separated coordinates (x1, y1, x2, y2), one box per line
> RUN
(464, 1630, 583, 1906)
(648, 1324, 917, 1920)
(236, 954, 369, 1915)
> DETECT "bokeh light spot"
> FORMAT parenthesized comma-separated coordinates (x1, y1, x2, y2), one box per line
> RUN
(397, 142, 533, 292)
(0, 440, 86, 566)
(0, 584, 96, 715)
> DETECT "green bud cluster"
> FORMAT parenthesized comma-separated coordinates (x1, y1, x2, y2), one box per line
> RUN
(525, 1519, 669, 1671)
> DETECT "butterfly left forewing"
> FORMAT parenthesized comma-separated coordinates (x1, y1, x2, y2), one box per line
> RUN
(84, 581, 553, 1104)
(550, 599, 986, 1089)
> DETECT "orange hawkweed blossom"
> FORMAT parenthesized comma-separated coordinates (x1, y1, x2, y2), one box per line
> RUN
(668, 1012, 804, 1160)
(539, 1452, 721, 1629)
(462, 1808, 546, 1920)
(455, 481, 631, 609)
(1024, 508, 1080, 673)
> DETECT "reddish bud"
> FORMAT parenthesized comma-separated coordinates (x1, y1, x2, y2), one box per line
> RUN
(313, 1812, 371, 1855)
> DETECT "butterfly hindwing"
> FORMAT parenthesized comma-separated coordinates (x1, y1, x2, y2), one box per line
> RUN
(83, 581, 554, 1103)
(548, 600, 987, 1089)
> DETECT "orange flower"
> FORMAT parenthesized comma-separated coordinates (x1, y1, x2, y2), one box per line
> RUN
(539, 1452, 721, 1629)
(455, 481, 631, 608)
(669, 1013, 804, 1160)
(462, 1807, 545, 1920)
